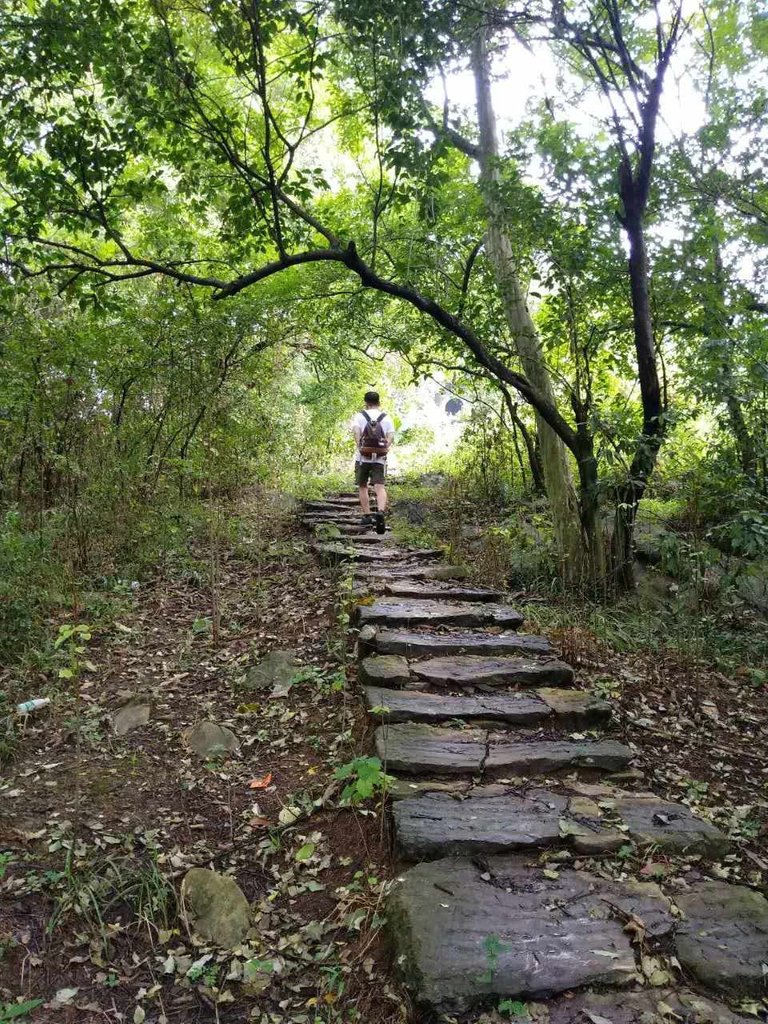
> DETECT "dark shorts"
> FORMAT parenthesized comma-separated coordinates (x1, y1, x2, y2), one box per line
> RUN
(355, 461, 386, 486)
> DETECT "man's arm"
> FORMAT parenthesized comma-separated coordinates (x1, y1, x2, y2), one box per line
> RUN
(385, 416, 395, 448)
(352, 415, 363, 447)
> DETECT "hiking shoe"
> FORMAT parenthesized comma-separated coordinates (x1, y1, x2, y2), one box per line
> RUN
(375, 511, 386, 535)
(360, 514, 375, 526)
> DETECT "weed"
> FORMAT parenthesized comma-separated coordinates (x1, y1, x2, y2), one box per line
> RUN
(0, 999, 44, 1023)
(334, 756, 393, 805)
(0, 697, 16, 766)
(476, 933, 509, 983)
(46, 832, 176, 950)
(498, 998, 530, 1019)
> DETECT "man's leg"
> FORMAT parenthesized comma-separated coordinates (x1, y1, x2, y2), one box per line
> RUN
(356, 463, 372, 515)
(373, 482, 387, 514)
(372, 466, 387, 534)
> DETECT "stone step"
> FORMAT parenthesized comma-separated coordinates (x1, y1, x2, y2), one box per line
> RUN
(354, 580, 500, 601)
(363, 686, 608, 726)
(381, 581, 504, 601)
(360, 565, 469, 582)
(415, 654, 573, 687)
(316, 543, 443, 565)
(359, 653, 573, 689)
(524, 988, 754, 1024)
(327, 532, 393, 544)
(357, 598, 524, 629)
(375, 723, 632, 776)
(392, 786, 730, 860)
(301, 514, 364, 527)
(388, 856, 674, 1009)
(389, 858, 768, 1009)
(361, 626, 551, 659)
(309, 525, 370, 538)
(305, 499, 365, 511)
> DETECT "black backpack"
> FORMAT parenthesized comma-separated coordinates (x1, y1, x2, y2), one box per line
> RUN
(359, 411, 390, 457)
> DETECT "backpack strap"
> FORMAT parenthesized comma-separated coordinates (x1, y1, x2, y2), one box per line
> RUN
(360, 410, 372, 425)
(375, 413, 386, 425)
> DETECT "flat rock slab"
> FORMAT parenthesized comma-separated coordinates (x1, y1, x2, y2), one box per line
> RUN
(358, 598, 524, 629)
(362, 564, 469, 581)
(612, 796, 729, 857)
(316, 544, 442, 564)
(674, 881, 768, 997)
(375, 723, 632, 776)
(364, 685, 608, 727)
(393, 787, 726, 860)
(536, 987, 753, 1024)
(389, 778, 473, 801)
(369, 628, 551, 658)
(383, 581, 504, 602)
(394, 788, 621, 859)
(363, 686, 554, 724)
(304, 499, 361, 511)
(388, 856, 672, 1009)
(331, 532, 393, 544)
(412, 654, 574, 688)
(359, 655, 411, 688)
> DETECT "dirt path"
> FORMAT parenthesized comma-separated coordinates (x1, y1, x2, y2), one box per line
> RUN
(0, 492, 405, 1024)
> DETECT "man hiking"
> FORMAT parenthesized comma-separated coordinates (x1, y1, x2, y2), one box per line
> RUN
(352, 391, 395, 533)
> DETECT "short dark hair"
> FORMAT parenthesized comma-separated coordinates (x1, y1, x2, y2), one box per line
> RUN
(364, 390, 380, 405)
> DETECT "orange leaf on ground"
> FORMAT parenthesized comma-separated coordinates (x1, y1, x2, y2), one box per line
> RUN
(249, 772, 273, 789)
(249, 816, 271, 828)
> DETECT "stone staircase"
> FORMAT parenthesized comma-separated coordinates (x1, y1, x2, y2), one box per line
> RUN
(302, 494, 768, 1018)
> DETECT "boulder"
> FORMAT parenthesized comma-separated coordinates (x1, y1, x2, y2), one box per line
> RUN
(185, 721, 240, 759)
(242, 650, 299, 694)
(675, 881, 768, 997)
(180, 868, 251, 948)
(113, 703, 151, 736)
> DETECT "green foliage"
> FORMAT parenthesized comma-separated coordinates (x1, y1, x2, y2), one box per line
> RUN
(45, 831, 176, 949)
(498, 999, 530, 1020)
(0, 1001, 44, 1024)
(0, 508, 73, 662)
(333, 756, 393, 805)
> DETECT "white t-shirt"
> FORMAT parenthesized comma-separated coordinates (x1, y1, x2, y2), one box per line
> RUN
(352, 410, 395, 464)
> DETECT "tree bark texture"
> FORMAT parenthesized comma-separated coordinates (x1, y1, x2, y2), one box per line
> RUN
(472, 23, 589, 582)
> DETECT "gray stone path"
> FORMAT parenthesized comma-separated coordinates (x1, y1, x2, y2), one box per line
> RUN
(304, 495, 768, 1016)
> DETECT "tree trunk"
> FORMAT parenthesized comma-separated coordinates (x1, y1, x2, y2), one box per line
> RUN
(471, 23, 591, 583)
(709, 239, 757, 481)
(611, 200, 663, 587)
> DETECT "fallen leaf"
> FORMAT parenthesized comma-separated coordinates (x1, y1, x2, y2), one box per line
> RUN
(54, 988, 79, 1005)
(249, 772, 273, 789)
(278, 805, 301, 825)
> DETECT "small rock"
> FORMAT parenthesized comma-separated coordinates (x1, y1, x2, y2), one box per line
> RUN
(113, 703, 151, 736)
(185, 721, 239, 759)
(242, 650, 299, 693)
(181, 868, 250, 948)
